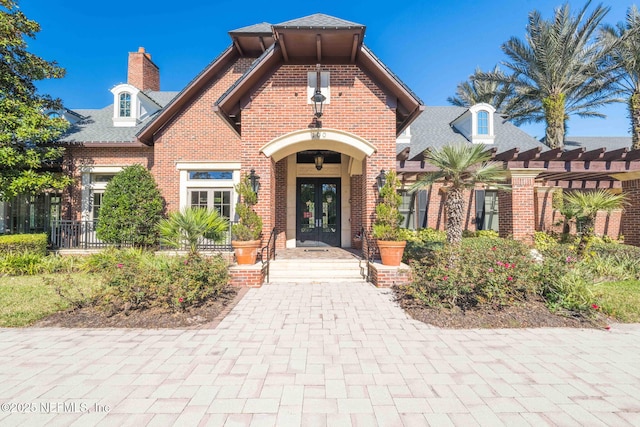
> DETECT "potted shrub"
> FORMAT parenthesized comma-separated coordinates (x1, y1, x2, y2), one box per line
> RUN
(372, 170, 407, 266)
(231, 174, 263, 264)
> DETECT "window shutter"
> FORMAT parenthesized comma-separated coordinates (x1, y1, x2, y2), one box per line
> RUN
(475, 190, 485, 230)
(417, 190, 428, 228)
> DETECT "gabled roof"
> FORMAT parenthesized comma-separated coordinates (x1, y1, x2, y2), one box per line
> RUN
(136, 46, 238, 144)
(397, 106, 547, 160)
(565, 136, 631, 151)
(229, 22, 272, 34)
(274, 13, 363, 29)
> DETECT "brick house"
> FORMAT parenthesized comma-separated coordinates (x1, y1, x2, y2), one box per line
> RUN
(7, 13, 640, 253)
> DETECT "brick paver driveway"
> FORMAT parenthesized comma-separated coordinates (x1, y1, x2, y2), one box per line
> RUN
(1, 281, 639, 426)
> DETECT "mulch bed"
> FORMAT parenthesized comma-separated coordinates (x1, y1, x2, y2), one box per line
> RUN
(34, 287, 245, 329)
(393, 286, 610, 329)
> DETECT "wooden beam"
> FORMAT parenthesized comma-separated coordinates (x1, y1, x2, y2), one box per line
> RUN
(258, 36, 266, 52)
(581, 147, 606, 161)
(232, 38, 244, 56)
(626, 149, 640, 161)
(537, 148, 562, 161)
(396, 147, 410, 161)
(558, 147, 585, 161)
(316, 34, 322, 62)
(516, 147, 542, 161)
(602, 147, 628, 161)
(494, 148, 519, 161)
(279, 35, 289, 62)
(350, 34, 359, 63)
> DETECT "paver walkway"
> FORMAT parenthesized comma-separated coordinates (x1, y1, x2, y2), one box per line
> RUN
(1, 281, 639, 426)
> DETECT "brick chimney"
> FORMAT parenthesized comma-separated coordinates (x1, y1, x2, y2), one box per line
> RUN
(127, 47, 160, 91)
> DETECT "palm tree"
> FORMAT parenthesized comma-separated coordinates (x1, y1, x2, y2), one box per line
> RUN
(159, 208, 229, 255)
(563, 189, 627, 253)
(601, 6, 640, 149)
(479, 1, 619, 149)
(447, 66, 513, 112)
(410, 144, 507, 245)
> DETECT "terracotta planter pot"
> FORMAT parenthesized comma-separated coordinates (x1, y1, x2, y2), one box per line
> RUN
(377, 240, 407, 266)
(232, 240, 262, 265)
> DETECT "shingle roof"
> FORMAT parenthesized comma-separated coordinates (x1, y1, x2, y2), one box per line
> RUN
(275, 13, 363, 29)
(229, 22, 272, 34)
(61, 92, 178, 143)
(564, 136, 631, 151)
(400, 107, 547, 159)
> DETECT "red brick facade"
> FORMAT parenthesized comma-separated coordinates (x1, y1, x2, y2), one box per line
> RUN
(127, 48, 160, 92)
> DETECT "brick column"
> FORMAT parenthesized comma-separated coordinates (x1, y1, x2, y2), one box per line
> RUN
(498, 169, 544, 244)
(621, 177, 640, 246)
(535, 186, 558, 232)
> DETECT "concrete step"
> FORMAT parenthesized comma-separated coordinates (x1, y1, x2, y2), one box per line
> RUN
(265, 259, 365, 283)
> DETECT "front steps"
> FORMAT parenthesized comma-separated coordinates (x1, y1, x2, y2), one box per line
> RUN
(265, 258, 366, 283)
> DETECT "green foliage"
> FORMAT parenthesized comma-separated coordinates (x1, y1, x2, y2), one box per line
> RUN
(0, 1, 72, 198)
(0, 252, 44, 275)
(463, 229, 500, 239)
(0, 233, 47, 255)
(407, 238, 541, 309)
(591, 280, 640, 323)
(403, 228, 446, 263)
(533, 231, 559, 252)
(563, 190, 628, 253)
(477, 2, 618, 148)
(447, 65, 513, 112)
(96, 165, 164, 247)
(372, 171, 404, 241)
(232, 174, 262, 241)
(159, 208, 228, 254)
(100, 252, 230, 312)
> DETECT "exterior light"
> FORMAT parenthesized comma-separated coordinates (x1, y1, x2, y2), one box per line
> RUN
(311, 89, 326, 118)
(314, 151, 324, 171)
(376, 169, 387, 194)
(249, 169, 260, 195)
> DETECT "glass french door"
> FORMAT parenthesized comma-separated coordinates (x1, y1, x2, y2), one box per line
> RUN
(296, 178, 340, 247)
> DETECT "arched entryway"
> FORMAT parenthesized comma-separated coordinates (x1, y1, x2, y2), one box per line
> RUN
(261, 129, 376, 248)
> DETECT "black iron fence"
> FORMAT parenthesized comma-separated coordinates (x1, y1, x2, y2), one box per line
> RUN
(49, 220, 234, 251)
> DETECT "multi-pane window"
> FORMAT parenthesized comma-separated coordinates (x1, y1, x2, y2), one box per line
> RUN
(189, 189, 232, 219)
(188, 171, 233, 180)
(119, 92, 131, 117)
(477, 110, 489, 135)
(92, 192, 103, 221)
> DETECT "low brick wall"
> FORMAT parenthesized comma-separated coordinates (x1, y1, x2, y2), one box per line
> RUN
(369, 261, 411, 288)
(229, 264, 264, 287)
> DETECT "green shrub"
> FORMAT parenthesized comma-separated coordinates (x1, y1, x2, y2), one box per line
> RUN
(403, 228, 446, 263)
(408, 238, 540, 309)
(159, 207, 228, 254)
(0, 233, 47, 256)
(232, 174, 262, 241)
(463, 229, 500, 239)
(0, 253, 44, 275)
(100, 252, 230, 312)
(533, 231, 558, 252)
(96, 165, 164, 247)
(372, 170, 404, 241)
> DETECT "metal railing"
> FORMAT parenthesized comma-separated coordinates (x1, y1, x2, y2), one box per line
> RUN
(260, 228, 277, 283)
(49, 220, 235, 252)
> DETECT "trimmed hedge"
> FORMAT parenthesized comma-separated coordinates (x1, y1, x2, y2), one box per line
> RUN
(0, 234, 48, 256)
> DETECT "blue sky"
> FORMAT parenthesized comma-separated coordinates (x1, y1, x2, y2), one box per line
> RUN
(22, 0, 636, 139)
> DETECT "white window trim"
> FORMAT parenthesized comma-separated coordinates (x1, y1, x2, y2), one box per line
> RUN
(469, 103, 496, 144)
(81, 166, 124, 221)
(176, 162, 241, 217)
(110, 83, 140, 127)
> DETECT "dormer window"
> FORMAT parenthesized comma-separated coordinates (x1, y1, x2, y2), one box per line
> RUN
(477, 110, 489, 135)
(119, 92, 131, 117)
(450, 103, 496, 144)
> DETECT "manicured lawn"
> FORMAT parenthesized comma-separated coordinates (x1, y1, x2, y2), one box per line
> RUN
(0, 274, 101, 327)
(591, 280, 640, 323)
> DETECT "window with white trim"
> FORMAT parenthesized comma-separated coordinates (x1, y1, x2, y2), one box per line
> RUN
(119, 92, 131, 117)
(477, 110, 489, 135)
(189, 189, 232, 219)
